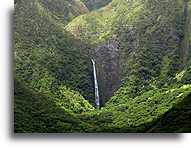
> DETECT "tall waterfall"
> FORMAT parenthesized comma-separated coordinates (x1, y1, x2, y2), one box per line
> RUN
(91, 59, 100, 108)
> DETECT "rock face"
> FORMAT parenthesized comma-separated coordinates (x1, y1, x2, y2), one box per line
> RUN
(81, 0, 112, 10)
(93, 36, 121, 105)
(70, 0, 89, 14)
(181, 0, 191, 66)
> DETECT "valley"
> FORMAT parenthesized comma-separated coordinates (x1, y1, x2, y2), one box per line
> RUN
(14, 0, 191, 133)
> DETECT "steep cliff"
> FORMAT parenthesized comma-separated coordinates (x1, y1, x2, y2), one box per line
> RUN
(14, 0, 191, 133)
(181, 0, 191, 65)
(81, 0, 112, 10)
(93, 36, 120, 105)
(66, 0, 187, 101)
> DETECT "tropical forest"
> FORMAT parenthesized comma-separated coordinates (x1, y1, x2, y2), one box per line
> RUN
(14, 0, 191, 133)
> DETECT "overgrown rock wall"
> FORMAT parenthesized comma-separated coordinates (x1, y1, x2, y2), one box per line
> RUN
(93, 36, 120, 105)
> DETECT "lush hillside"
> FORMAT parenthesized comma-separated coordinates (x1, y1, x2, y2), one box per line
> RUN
(15, 0, 89, 24)
(14, 79, 191, 133)
(65, 0, 116, 45)
(148, 92, 191, 133)
(77, 84, 191, 132)
(14, 79, 94, 132)
(113, 0, 191, 103)
(39, 0, 89, 24)
(66, 0, 191, 102)
(14, 0, 95, 105)
(14, 0, 191, 133)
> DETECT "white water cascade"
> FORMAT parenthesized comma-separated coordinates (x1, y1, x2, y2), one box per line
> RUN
(91, 59, 100, 109)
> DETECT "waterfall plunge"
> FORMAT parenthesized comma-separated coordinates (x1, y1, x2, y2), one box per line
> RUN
(91, 59, 100, 109)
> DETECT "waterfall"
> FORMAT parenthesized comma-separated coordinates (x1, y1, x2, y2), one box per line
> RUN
(91, 59, 100, 109)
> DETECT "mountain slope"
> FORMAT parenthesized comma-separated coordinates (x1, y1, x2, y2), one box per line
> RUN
(14, 0, 191, 133)
(148, 92, 191, 133)
(65, 0, 117, 45)
(14, 0, 95, 128)
(66, 0, 191, 103)
(15, 0, 95, 105)
(14, 79, 93, 132)
(76, 84, 191, 132)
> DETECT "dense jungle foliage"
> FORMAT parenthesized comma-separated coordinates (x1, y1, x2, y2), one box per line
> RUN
(14, 0, 191, 133)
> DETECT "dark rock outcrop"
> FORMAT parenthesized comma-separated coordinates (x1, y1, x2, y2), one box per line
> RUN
(82, 0, 112, 10)
(93, 36, 121, 105)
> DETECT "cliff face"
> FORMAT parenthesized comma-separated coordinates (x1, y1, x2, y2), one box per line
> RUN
(65, 0, 191, 103)
(81, 0, 112, 10)
(93, 36, 120, 105)
(181, 0, 191, 65)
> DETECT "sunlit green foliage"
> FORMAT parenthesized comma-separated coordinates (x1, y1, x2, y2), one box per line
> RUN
(14, 0, 191, 133)
(15, 0, 94, 105)
(14, 80, 93, 132)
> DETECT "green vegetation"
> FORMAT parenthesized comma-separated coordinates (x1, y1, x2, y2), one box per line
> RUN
(65, 2, 116, 45)
(14, 0, 191, 133)
(15, 0, 95, 105)
(14, 80, 93, 132)
(148, 92, 191, 133)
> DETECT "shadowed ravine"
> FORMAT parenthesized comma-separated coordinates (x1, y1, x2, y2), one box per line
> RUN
(93, 37, 121, 105)
(14, 0, 191, 133)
